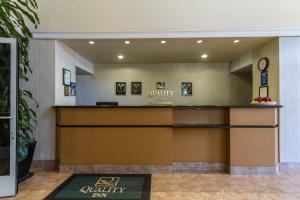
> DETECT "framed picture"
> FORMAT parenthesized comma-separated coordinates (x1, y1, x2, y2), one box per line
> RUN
(131, 82, 142, 95)
(116, 82, 126, 95)
(70, 82, 76, 96)
(156, 81, 165, 89)
(261, 71, 268, 86)
(64, 86, 70, 96)
(63, 68, 71, 86)
(259, 86, 269, 98)
(181, 82, 192, 96)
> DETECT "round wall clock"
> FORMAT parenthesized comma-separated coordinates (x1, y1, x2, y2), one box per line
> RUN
(258, 57, 269, 71)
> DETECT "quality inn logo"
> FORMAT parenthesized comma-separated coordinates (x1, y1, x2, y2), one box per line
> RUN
(95, 177, 119, 187)
(80, 176, 126, 198)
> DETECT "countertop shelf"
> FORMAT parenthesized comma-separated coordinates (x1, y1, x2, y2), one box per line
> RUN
(173, 123, 230, 128)
(54, 104, 282, 108)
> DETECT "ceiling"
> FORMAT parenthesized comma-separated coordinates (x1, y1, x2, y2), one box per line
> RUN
(61, 37, 275, 64)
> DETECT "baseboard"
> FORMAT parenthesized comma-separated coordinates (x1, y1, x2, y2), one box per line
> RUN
(55, 162, 300, 174)
(173, 162, 228, 172)
(230, 165, 279, 175)
(280, 162, 300, 171)
(31, 160, 57, 171)
(59, 162, 228, 174)
(59, 165, 172, 174)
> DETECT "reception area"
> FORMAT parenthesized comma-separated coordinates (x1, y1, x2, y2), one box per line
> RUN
(2, 1, 300, 199)
(56, 105, 280, 175)
(18, 36, 299, 200)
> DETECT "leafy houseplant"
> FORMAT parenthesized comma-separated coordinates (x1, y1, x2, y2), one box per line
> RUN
(0, 0, 39, 178)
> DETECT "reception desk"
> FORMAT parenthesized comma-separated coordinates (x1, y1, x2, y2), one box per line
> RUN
(55, 105, 281, 175)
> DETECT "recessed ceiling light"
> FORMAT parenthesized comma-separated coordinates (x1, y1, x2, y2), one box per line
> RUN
(124, 40, 130, 44)
(201, 54, 208, 59)
(161, 40, 166, 44)
(233, 39, 240, 44)
(117, 55, 124, 60)
(197, 40, 203, 44)
(89, 41, 95, 45)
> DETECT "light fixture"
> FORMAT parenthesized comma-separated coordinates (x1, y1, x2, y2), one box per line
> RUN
(160, 40, 166, 44)
(201, 54, 208, 59)
(197, 40, 203, 44)
(233, 39, 240, 44)
(117, 55, 124, 60)
(124, 40, 130, 44)
(89, 41, 95, 45)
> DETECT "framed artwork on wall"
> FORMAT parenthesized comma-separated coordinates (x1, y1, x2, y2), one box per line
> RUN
(70, 82, 76, 96)
(116, 82, 126, 95)
(131, 82, 142, 95)
(181, 82, 192, 96)
(64, 86, 70, 96)
(63, 68, 71, 86)
(259, 86, 269, 98)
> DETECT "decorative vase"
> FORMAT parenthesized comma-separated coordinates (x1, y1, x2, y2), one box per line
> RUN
(18, 141, 36, 182)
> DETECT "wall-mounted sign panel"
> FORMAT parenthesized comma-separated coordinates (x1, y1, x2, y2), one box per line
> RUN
(261, 71, 268, 86)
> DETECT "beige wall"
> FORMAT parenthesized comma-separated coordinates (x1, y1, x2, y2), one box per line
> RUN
(230, 73, 252, 105)
(76, 63, 252, 106)
(34, 0, 300, 34)
(252, 39, 279, 101)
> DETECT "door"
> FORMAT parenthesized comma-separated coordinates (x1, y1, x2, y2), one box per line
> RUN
(0, 38, 17, 197)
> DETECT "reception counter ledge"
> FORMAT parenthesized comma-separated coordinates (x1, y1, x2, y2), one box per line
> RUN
(55, 105, 281, 175)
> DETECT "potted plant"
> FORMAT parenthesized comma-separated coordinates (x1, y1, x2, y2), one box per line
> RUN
(0, 0, 39, 181)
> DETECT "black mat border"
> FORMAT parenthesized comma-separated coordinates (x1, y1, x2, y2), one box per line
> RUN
(44, 174, 151, 200)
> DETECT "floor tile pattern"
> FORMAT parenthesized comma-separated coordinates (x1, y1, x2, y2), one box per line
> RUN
(3, 168, 300, 200)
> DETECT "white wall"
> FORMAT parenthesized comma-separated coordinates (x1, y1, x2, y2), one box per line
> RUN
(76, 63, 252, 106)
(279, 37, 300, 163)
(54, 41, 77, 105)
(54, 41, 94, 105)
(25, 40, 56, 160)
(34, 0, 300, 35)
(26, 39, 94, 160)
(76, 54, 94, 74)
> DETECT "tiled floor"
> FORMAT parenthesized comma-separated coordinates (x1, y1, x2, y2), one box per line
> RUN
(3, 168, 300, 200)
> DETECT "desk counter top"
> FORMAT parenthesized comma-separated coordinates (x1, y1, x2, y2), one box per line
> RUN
(54, 104, 282, 108)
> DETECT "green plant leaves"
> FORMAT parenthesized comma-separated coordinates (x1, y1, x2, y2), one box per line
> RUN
(0, 0, 39, 161)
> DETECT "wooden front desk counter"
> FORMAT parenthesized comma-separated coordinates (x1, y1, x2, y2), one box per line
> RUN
(55, 105, 281, 175)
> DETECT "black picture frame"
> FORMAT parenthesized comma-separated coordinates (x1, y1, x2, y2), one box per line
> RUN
(181, 82, 192, 96)
(116, 82, 126, 95)
(259, 86, 269, 98)
(63, 68, 71, 86)
(131, 82, 142, 95)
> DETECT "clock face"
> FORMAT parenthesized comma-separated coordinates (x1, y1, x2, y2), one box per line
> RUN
(258, 57, 269, 71)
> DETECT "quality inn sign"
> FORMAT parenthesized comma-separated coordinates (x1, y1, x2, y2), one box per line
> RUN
(80, 177, 126, 198)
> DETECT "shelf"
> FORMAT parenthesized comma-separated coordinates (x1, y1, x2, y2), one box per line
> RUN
(173, 123, 230, 128)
